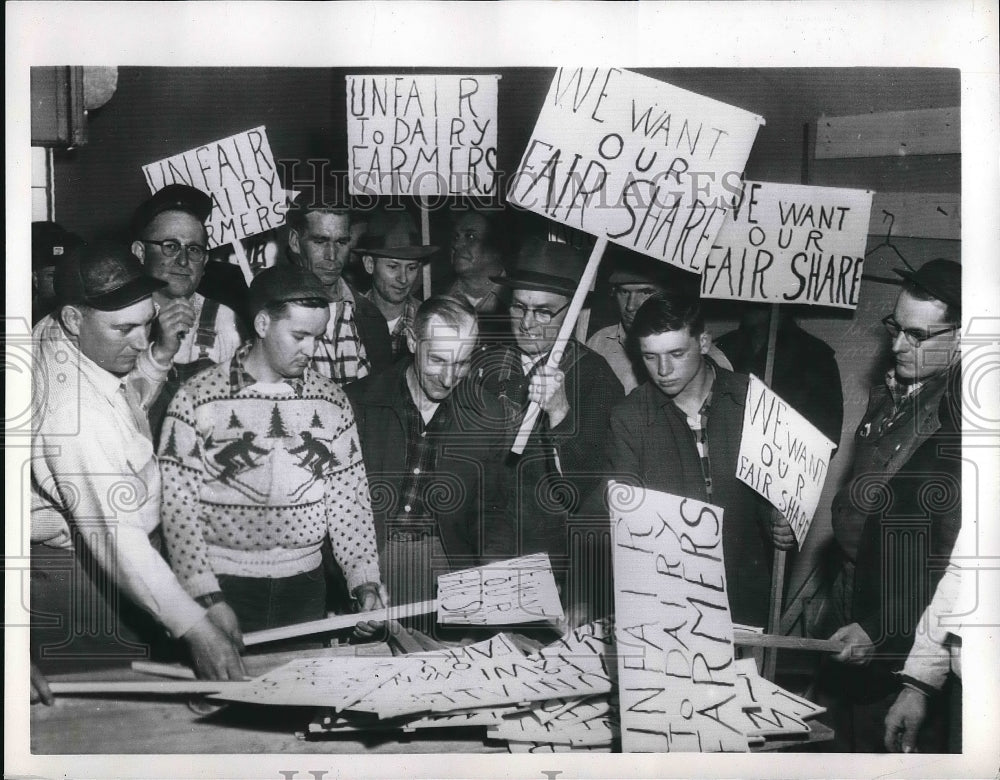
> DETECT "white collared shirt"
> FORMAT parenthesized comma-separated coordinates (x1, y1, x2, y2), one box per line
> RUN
(30, 315, 205, 638)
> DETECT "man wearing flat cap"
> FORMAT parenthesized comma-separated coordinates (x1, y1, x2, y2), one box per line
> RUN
(131, 183, 246, 444)
(474, 238, 624, 622)
(358, 209, 436, 360)
(586, 250, 731, 394)
(32, 221, 82, 324)
(814, 258, 963, 752)
(158, 264, 385, 637)
(284, 200, 392, 382)
(31, 241, 245, 680)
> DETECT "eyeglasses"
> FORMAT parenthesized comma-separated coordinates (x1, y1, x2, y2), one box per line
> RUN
(509, 301, 571, 325)
(882, 315, 958, 347)
(142, 239, 208, 265)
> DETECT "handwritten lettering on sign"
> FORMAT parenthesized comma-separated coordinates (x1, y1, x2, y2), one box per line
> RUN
(508, 68, 763, 272)
(143, 126, 292, 248)
(347, 74, 499, 197)
(736, 375, 835, 548)
(608, 483, 748, 753)
(436, 552, 564, 625)
(701, 181, 874, 309)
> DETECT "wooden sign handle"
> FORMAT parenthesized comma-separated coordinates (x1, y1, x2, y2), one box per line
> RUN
(762, 301, 785, 681)
(510, 237, 608, 455)
(243, 598, 438, 646)
(230, 239, 255, 286)
(419, 196, 432, 300)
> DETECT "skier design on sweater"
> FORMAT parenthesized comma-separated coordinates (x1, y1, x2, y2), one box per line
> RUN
(288, 430, 340, 501)
(212, 431, 270, 484)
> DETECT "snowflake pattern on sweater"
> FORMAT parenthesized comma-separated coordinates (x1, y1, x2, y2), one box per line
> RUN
(159, 361, 381, 599)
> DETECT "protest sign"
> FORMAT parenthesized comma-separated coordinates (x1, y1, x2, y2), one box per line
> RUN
(508, 68, 763, 273)
(346, 74, 499, 197)
(142, 126, 292, 250)
(701, 181, 874, 309)
(736, 374, 836, 548)
(609, 483, 748, 753)
(436, 552, 564, 625)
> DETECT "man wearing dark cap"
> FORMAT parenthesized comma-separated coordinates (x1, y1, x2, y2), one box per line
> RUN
(32, 221, 82, 324)
(358, 210, 436, 359)
(131, 184, 246, 443)
(815, 258, 963, 752)
(586, 251, 731, 394)
(158, 264, 385, 636)
(474, 239, 624, 622)
(31, 241, 245, 680)
(284, 201, 392, 382)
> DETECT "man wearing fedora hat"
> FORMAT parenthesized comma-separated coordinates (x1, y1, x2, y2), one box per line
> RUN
(475, 238, 624, 622)
(31, 241, 245, 680)
(586, 250, 732, 395)
(814, 258, 963, 752)
(284, 200, 393, 382)
(131, 183, 246, 445)
(358, 209, 437, 359)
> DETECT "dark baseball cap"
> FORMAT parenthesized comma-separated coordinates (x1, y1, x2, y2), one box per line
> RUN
(894, 258, 961, 310)
(248, 263, 331, 318)
(55, 240, 167, 311)
(131, 184, 213, 237)
(32, 221, 83, 270)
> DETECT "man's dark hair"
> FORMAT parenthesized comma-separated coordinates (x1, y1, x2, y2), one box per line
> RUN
(630, 292, 706, 341)
(261, 297, 329, 321)
(284, 201, 357, 233)
(412, 295, 478, 341)
(902, 279, 961, 324)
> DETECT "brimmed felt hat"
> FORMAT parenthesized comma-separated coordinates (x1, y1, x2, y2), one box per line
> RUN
(248, 264, 330, 318)
(131, 184, 213, 236)
(492, 238, 584, 297)
(355, 210, 437, 261)
(55, 240, 167, 311)
(32, 221, 83, 270)
(894, 258, 961, 310)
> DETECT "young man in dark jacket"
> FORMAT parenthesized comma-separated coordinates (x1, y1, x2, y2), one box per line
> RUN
(604, 292, 795, 629)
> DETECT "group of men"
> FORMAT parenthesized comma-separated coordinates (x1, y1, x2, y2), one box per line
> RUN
(29, 183, 963, 753)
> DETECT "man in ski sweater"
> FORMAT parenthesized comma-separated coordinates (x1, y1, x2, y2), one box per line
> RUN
(159, 264, 385, 636)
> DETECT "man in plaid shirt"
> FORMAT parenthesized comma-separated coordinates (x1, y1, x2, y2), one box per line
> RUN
(285, 200, 393, 383)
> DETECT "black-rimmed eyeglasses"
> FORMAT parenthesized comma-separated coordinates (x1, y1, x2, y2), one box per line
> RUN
(509, 301, 571, 325)
(142, 239, 208, 265)
(882, 315, 958, 347)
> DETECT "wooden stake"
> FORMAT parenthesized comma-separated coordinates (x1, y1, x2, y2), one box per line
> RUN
(419, 196, 432, 299)
(511, 237, 608, 455)
(734, 631, 843, 653)
(49, 681, 235, 696)
(243, 598, 439, 646)
(763, 302, 785, 681)
(230, 239, 255, 286)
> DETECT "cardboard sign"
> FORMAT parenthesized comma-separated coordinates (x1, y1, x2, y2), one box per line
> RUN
(609, 483, 748, 753)
(346, 74, 499, 196)
(508, 68, 763, 272)
(702, 181, 874, 309)
(142, 126, 293, 248)
(436, 552, 564, 625)
(736, 375, 836, 548)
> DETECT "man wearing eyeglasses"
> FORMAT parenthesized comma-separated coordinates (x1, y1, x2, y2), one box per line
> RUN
(131, 184, 245, 444)
(474, 238, 624, 624)
(815, 258, 963, 752)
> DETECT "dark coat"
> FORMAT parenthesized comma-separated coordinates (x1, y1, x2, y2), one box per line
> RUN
(716, 319, 844, 449)
(849, 365, 962, 661)
(346, 360, 512, 570)
(349, 287, 393, 377)
(474, 341, 625, 562)
(605, 367, 777, 627)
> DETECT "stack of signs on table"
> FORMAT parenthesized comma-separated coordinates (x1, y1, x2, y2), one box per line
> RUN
(209, 544, 824, 751)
